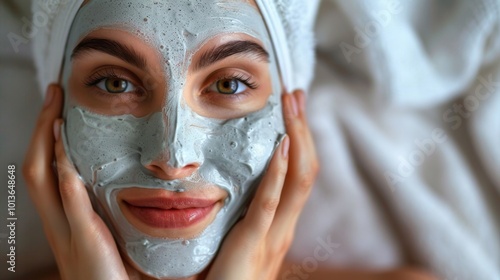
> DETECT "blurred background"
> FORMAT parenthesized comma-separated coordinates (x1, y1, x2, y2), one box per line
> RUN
(1, 1, 54, 279)
(1, 0, 499, 279)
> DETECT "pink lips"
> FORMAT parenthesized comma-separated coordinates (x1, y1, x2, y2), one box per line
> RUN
(123, 198, 216, 229)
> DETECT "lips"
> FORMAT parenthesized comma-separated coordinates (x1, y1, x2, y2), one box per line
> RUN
(123, 198, 217, 229)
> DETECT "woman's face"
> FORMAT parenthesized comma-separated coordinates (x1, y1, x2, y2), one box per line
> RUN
(61, 0, 284, 278)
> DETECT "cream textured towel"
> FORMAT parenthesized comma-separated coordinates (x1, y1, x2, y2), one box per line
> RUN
(287, 1, 500, 280)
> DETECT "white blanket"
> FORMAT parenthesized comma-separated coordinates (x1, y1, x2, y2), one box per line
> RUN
(288, 0, 500, 279)
(1, 0, 499, 279)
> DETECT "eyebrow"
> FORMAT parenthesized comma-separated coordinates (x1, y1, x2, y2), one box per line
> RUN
(71, 38, 147, 69)
(194, 40, 270, 71)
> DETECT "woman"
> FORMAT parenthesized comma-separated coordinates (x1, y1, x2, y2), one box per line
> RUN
(25, 0, 319, 279)
(23, 0, 435, 279)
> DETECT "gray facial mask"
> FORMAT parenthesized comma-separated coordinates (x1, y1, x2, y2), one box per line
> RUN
(61, 0, 284, 278)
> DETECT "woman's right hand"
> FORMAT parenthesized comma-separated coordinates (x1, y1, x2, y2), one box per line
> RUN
(23, 84, 133, 280)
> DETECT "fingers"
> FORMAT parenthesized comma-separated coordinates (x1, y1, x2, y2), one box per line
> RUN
(239, 135, 290, 240)
(22, 85, 70, 243)
(270, 90, 319, 240)
(22, 86, 136, 279)
(286, 90, 318, 199)
(53, 119, 97, 235)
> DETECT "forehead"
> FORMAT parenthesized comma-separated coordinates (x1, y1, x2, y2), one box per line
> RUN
(82, 0, 259, 8)
(73, 0, 266, 46)
(67, 0, 272, 81)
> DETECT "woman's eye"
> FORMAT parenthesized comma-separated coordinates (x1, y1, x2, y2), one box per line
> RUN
(209, 78, 248, 95)
(96, 78, 136, 94)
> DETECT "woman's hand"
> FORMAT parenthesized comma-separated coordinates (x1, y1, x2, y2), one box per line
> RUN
(206, 90, 319, 280)
(23, 85, 132, 280)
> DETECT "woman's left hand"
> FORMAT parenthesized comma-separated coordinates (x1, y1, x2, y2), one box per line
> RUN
(206, 90, 319, 280)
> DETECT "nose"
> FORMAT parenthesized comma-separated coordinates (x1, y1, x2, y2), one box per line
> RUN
(145, 156, 200, 181)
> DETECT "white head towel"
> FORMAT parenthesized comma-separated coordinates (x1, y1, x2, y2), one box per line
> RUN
(32, 0, 320, 96)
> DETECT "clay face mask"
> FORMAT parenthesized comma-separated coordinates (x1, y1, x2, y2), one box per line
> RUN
(61, 0, 284, 278)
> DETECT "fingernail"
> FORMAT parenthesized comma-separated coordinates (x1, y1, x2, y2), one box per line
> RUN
(281, 135, 290, 158)
(53, 120, 61, 141)
(287, 94, 298, 117)
(43, 85, 55, 108)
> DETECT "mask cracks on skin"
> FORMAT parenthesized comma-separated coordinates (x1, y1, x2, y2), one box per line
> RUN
(61, 0, 284, 278)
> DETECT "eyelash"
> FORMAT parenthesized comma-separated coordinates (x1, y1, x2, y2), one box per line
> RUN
(85, 68, 117, 87)
(205, 72, 259, 94)
(224, 73, 259, 90)
(84, 68, 259, 98)
(83, 69, 150, 105)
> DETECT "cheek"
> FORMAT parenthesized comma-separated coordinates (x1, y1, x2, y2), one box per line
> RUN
(64, 107, 149, 186)
(199, 106, 283, 193)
